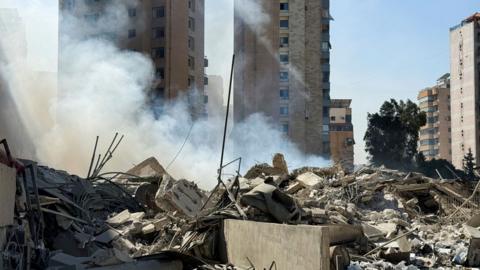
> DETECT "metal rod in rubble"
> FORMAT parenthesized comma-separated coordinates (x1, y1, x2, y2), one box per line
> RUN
(87, 136, 99, 178)
(218, 54, 235, 181)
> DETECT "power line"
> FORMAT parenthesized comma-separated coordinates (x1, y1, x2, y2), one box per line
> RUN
(166, 121, 195, 170)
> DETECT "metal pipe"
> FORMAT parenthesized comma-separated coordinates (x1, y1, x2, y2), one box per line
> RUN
(87, 136, 99, 178)
(218, 54, 235, 182)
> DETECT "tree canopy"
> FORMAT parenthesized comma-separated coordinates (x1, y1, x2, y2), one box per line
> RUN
(364, 99, 426, 169)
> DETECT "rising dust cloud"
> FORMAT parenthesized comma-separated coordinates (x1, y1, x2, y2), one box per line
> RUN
(0, 1, 329, 188)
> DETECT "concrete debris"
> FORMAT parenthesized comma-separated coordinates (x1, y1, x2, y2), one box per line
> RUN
(3, 138, 480, 269)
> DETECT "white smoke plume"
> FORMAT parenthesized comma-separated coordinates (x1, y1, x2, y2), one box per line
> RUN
(0, 1, 328, 189)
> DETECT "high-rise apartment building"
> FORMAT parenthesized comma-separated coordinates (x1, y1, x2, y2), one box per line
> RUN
(59, 0, 206, 115)
(329, 99, 354, 172)
(234, 0, 332, 157)
(417, 74, 452, 162)
(450, 13, 480, 168)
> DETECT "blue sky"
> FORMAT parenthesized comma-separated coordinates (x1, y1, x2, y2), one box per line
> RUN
(2, 0, 479, 164)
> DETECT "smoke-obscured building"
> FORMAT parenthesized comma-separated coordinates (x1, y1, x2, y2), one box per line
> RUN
(0, 9, 36, 158)
(450, 13, 480, 168)
(417, 74, 452, 162)
(234, 0, 332, 157)
(329, 99, 354, 172)
(205, 75, 224, 117)
(59, 0, 207, 116)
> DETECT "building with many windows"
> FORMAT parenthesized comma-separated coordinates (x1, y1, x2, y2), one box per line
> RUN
(234, 0, 332, 157)
(450, 13, 480, 168)
(329, 99, 354, 172)
(417, 74, 452, 162)
(59, 0, 207, 116)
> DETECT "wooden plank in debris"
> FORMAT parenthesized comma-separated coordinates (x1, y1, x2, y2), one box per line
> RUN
(393, 183, 432, 192)
(221, 219, 330, 270)
(435, 184, 479, 208)
(0, 163, 16, 226)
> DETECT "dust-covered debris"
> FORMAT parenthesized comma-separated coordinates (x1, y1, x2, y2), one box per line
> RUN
(1, 138, 480, 270)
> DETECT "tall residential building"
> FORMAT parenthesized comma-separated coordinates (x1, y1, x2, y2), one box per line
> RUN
(329, 99, 354, 172)
(59, 0, 206, 115)
(417, 74, 452, 162)
(234, 0, 332, 157)
(450, 13, 480, 168)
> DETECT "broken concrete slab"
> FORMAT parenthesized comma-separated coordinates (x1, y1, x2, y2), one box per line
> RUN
(296, 172, 323, 189)
(107, 210, 131, 226)
(155, 176, 207, 217)
(96, 229, 121, 244)
(221, 219, 330, 270)
(126, 157, 168, 179)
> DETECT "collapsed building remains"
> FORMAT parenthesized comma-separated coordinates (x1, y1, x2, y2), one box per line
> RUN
(1, 138, 480, 269)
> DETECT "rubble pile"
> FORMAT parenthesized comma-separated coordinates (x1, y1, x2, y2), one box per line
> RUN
(2, 138, 480, 269)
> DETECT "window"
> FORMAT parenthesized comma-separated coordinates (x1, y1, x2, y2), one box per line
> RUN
(280, 106, 289, 116)
(153, 27, 165, 39)
(188, 36, 195, 50)
(189, 0, 196, 11)
(128, 8, 136, 17)
(280, 20, 289, 28)
(321, 57, 329, 64)
(321, 24, 329, 34)
(188, 56, 195, 69)
(282, 123, 289, 133)
(188, 76, 195, 87)
(279, 89, 289, 100)
(154, 7, 165, 18)
(188, 17, 195, 31)
(321, 9, 329, 18)
(330, 116, 336, 121)
(280, 54, 289, 64)
(322, 72, 330, 83)
(346, 115, 352, 123)
(128, 29, 136, 38)
(322, 41, 330, 51)
(156, 68, 164, 79)
(280, 3, 289, 11)
(153, 47, 165, 58)
(279, 72, 289, 81)
(280, 36, 289, 47)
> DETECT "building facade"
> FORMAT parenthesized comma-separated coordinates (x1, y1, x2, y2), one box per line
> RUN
(417, 74, 452, 162)
(205, 75, 224, 117)
(234, 0, 332, 157)
(329, 99, 354, 172)
(59, 0, 206, 116)
(450, 13, 480, 168)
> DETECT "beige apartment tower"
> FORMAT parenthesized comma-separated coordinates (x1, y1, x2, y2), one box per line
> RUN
(329, 99, 354, 173)
(417, 74, 452, 162)
(234, 0, 332, 157)
(59, 0, 206, 115)
(450, 13, 480, 168)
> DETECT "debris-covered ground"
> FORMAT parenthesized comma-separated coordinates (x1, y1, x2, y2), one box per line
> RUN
(1, 139, 480, 270)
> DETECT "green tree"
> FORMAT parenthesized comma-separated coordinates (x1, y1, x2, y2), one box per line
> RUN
(463, 148, 476, 180)
(364, 99, 426, 169)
